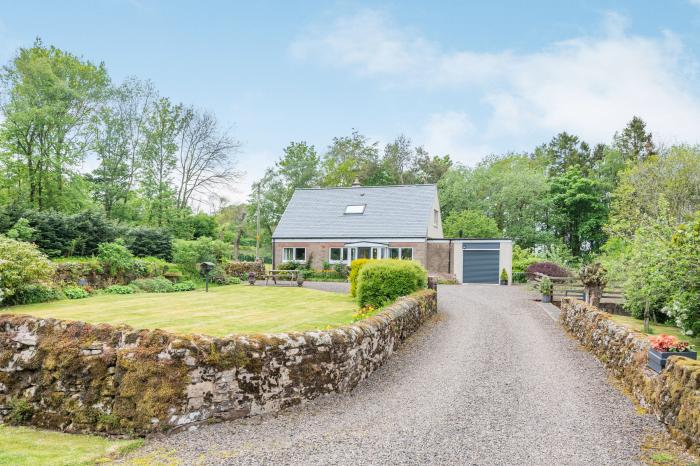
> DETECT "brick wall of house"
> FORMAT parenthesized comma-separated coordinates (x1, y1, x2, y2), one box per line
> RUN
(426, 241, 452, 275)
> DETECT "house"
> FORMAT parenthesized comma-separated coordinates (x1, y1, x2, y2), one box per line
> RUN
(272, 183, 512, 284)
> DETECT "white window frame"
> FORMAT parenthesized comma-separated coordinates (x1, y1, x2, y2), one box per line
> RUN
(388, 247, 413, 260)
(283, 247, 306, 262)
(328, 247, 350, 263)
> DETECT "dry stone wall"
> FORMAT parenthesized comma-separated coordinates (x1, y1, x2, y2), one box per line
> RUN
(0, 289, 436, 436)
(560, 298, 700, 449)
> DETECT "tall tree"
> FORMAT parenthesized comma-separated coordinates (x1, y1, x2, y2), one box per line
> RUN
(321, 130, 382, 186)
(534, 132, 598, 177)
(549, 167, 608, 255)
(0, 39, 109, 210)
(175, 108, 240, 209)
(613, 116, 654, 165)
(142, 97, 182, 226)
(90, 78, 155, 218)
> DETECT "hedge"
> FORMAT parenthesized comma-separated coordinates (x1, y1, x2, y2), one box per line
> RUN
(356, 259, 427, 307)
(349, 259, 372, 297)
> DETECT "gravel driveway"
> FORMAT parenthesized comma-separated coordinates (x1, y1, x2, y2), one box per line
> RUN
(124, 285, 663, 465)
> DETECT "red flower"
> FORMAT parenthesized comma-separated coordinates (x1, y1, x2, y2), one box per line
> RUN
(650, 334, 690, 352)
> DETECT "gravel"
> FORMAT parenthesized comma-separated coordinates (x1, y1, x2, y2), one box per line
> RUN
(124, 285, 663, 465)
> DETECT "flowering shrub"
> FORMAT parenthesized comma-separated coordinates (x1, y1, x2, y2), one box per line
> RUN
(352, 305, 377, 322)
(525, 261, 570, 280)
(650, 334, 691, 353)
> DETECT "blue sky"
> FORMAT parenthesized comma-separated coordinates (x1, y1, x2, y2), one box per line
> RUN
(2, 1, 700, 203)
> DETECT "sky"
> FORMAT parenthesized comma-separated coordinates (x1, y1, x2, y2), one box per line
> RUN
(2, 0, 700, 204)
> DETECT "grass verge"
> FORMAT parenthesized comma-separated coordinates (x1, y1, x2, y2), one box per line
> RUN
(0, 425, 143, 466)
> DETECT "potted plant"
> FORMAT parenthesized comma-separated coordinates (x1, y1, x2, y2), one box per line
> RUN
(500, 268, 509, 286)
(539, 276, 553, 303)
(296, 270, 305, 287)
(247, 271, 256, 285)
(648, 334, 697, 373)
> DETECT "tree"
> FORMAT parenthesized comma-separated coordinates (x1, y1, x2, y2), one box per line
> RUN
(413, 150, 452, 183)
(534, 132, 599, 177)
(442, 210, 500, 238)
(438, 155, 552, 248)
(321, 130, 382, 186)
(382, 135, 415, 184)
(90, 77, 155, 218)
(613, 116, 654, 165)
(175, 108, 240, 209)
(0, 39, 109, 210)
(549, 167, 608, 255)
(607, 145, 700, 239)
(142, 97, 182, 226)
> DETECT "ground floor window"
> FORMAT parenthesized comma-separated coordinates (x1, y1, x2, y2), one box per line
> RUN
(329, 247, 350, 262)
(283, 247, 306, 262)
(388, 247, 413, 260)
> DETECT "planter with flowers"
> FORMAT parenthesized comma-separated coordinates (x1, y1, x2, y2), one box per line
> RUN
(647, 334, 697, 373)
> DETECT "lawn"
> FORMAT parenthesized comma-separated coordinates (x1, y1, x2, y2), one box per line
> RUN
(1, 285, 357, 336)
(608, 314, 700, 349)
(0, 425, 143, 466)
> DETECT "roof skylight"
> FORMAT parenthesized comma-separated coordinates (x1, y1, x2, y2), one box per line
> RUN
(345, 204, 365, 214)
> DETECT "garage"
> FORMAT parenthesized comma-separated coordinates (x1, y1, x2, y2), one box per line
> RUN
(462, 242, 501, 284)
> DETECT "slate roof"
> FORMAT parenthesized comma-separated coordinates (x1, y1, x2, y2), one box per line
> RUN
(272, 184, 438, 239)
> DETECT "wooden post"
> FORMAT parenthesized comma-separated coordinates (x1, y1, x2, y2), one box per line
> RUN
(643, 299, 650, 333)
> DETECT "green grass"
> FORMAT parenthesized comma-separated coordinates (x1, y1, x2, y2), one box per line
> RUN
(2, 285, 358, 336)
(608, 314, 700, 349)
(0, 425, 143, 466)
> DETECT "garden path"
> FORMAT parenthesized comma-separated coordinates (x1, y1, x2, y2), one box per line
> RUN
(125, 285, 665, 465)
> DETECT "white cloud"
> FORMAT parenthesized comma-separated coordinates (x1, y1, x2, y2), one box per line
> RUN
(419, 111, 493, 164)
(291, 9, 700, 150)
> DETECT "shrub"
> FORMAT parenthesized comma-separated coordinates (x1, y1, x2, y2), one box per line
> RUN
(224, 260, 265, 278)
(206, 265, 229, 285)
(63, 286, 89, 300)
(131, 276, 175, 293)
(98, 242, 135, 278)
(4, 284, 63, 305)
(500, 268, 509, 282)
(349, 259, 372, 297)
(278, 261, 303, 270)
(356, 259, 427, 307)
(0, 236, 55, 303)
(525, 261, 570, 281)
(334, 263, 349, 278)
(173, 280, 196, 292)
(172, 237, 231, 276)
(539, 276, 553, 295)
(229, 277, 241, 285)
(6, 217, 36, 242)
(104, 284, 137, 294)
(8, 398, 34, 424)
(512, 245, 539, 273)
(70, 210, 117, 256)
(512, 271, 527, 283)
(123, 227, 173, 260)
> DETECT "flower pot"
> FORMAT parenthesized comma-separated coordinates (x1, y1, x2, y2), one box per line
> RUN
(647, 348, 697, 373)
(296, 275, 305, 287)
(247, 272, 256, 285)
(541, 294, 552, 303)
(500, 280, 508, 286)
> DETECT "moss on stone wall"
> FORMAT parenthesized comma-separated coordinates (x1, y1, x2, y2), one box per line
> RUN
(0, 289, 437, 436)
(561, 298, 700, 450)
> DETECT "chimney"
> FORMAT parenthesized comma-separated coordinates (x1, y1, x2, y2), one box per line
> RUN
(351, 177, 361, 187)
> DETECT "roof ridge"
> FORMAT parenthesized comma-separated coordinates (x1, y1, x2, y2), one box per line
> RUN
(295, 184, 436, 191)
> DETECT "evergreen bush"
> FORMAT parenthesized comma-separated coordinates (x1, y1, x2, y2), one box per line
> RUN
(356, 259, 427, 307)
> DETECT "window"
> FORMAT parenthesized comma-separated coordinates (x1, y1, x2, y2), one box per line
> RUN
(329, 247, 350, 262)
(433, 209, 439, 226)
(345, 204, 366, 214)
(283, 247, 306, 262)
(389, 247, 413, 260)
